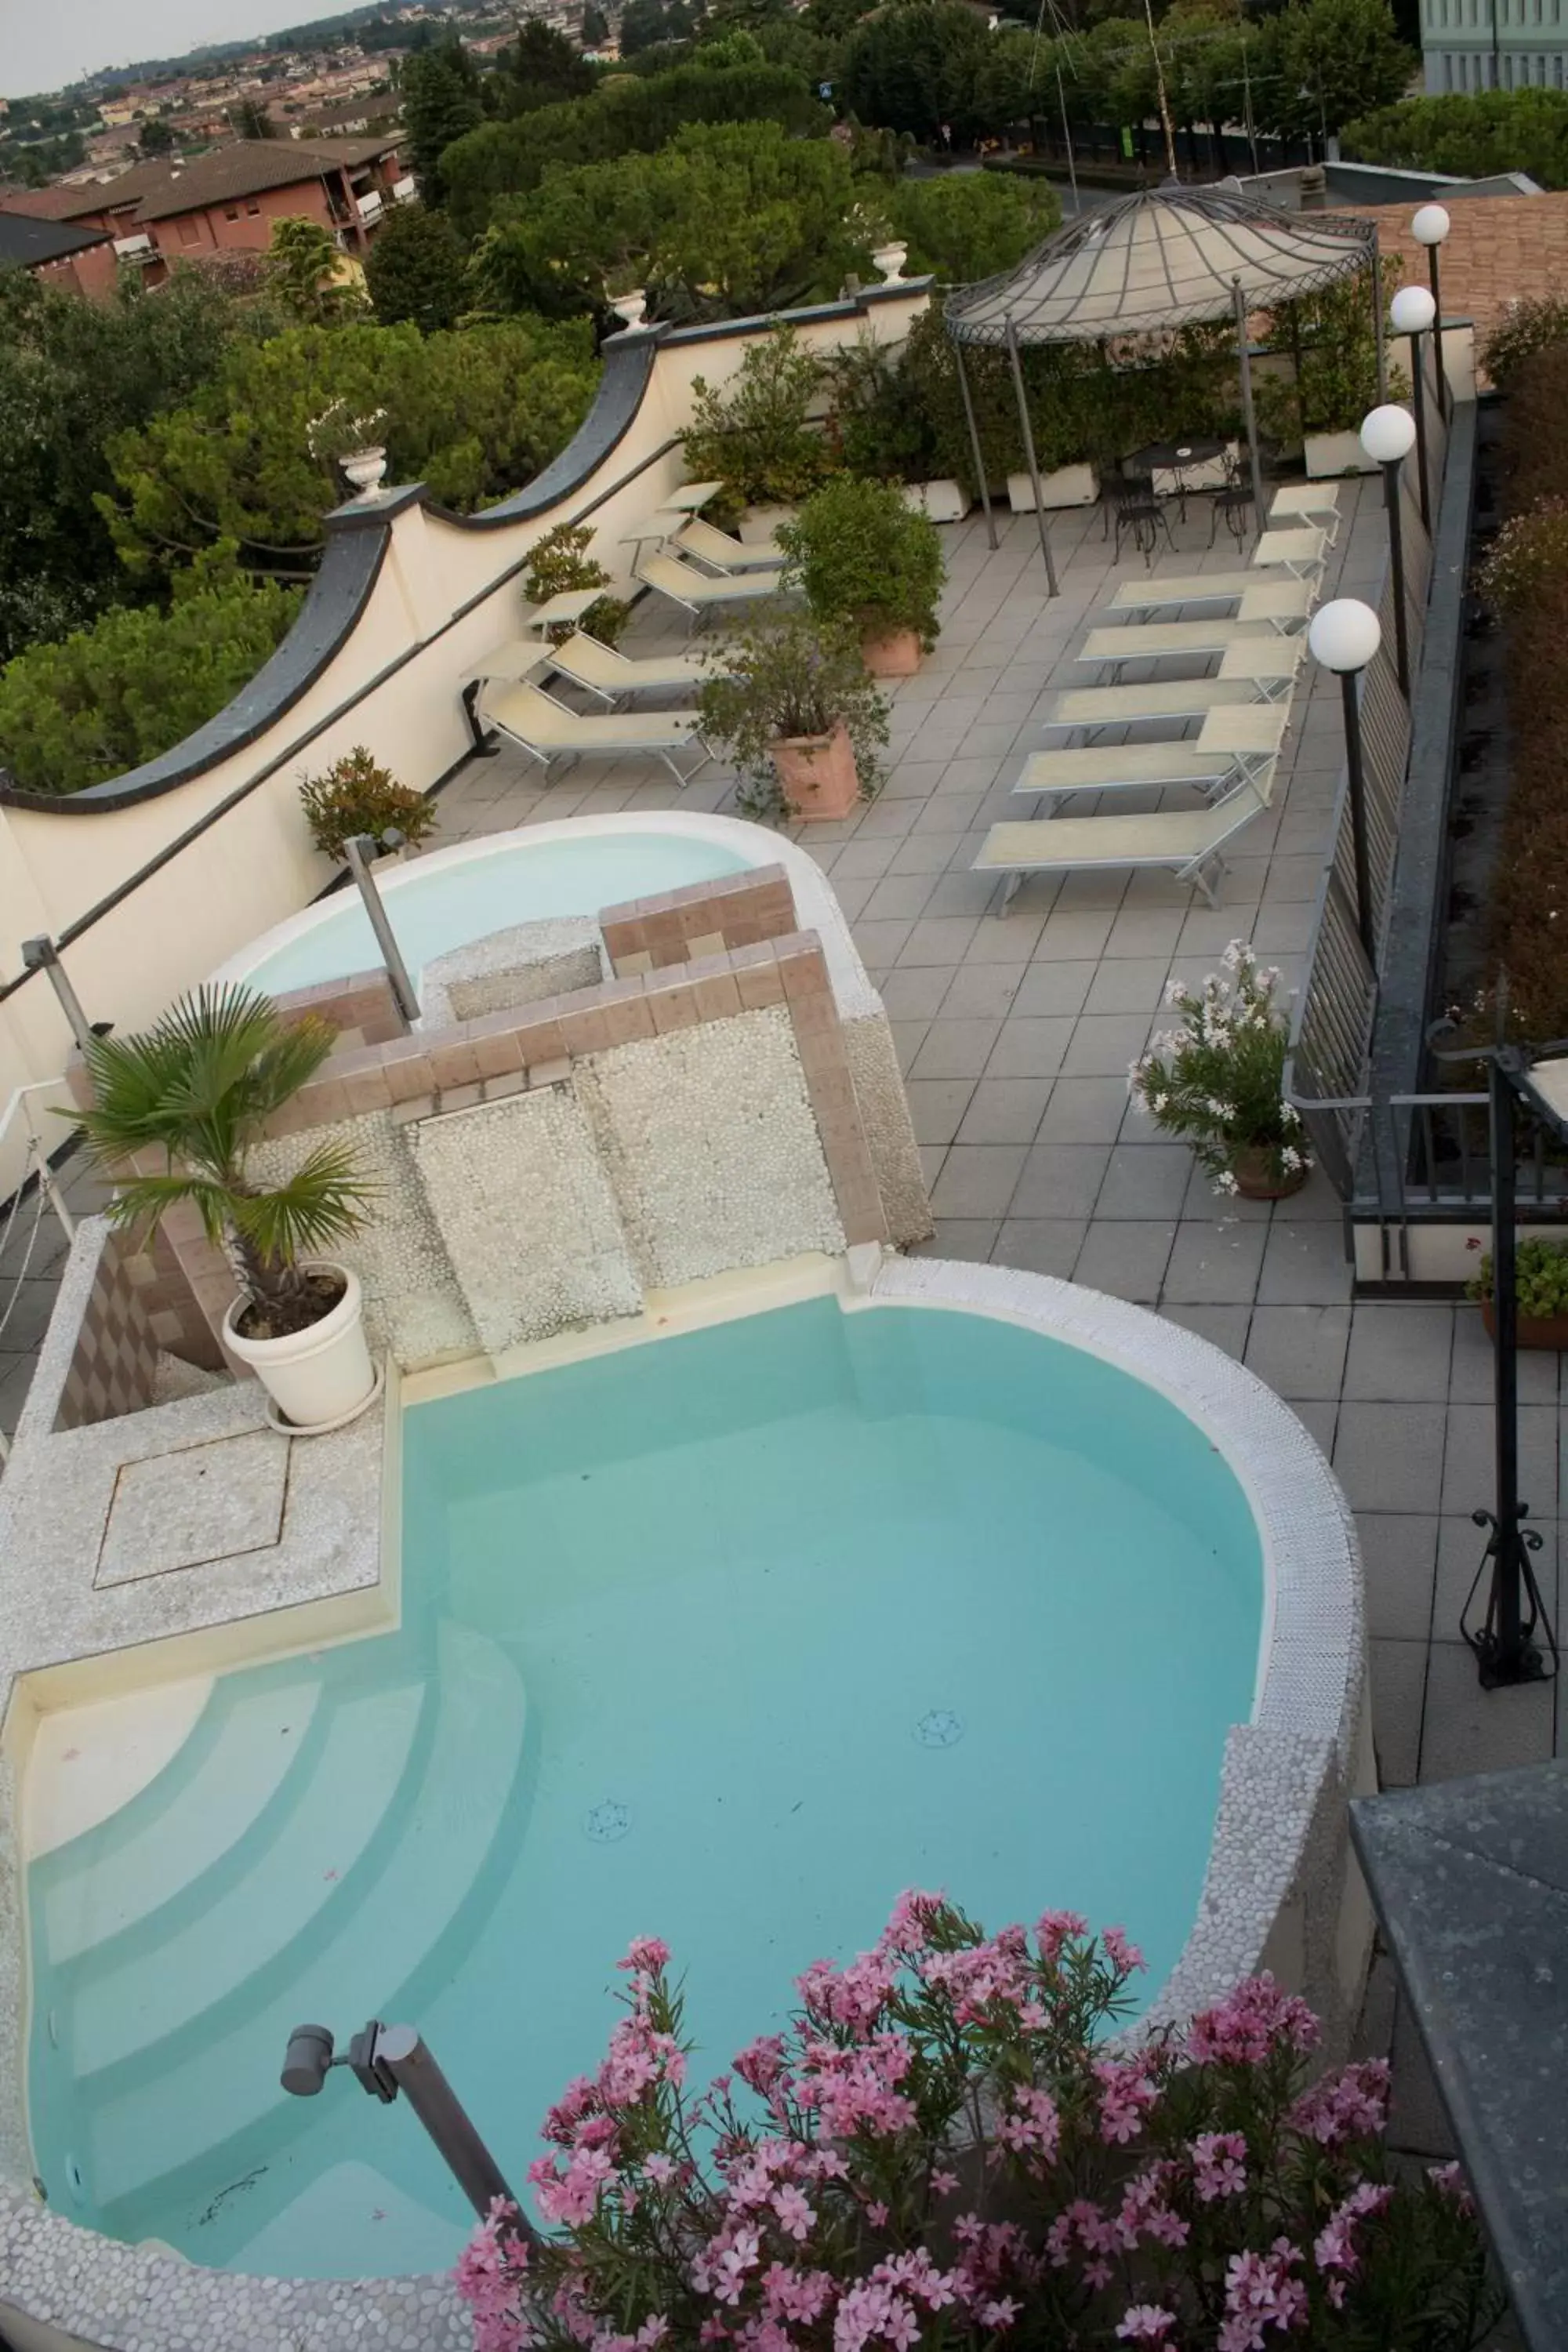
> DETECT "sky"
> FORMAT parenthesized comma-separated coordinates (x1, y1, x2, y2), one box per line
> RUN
(1, 0, 333, 101)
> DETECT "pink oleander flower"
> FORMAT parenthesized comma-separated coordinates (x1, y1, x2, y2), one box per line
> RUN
(455, 2199, 533, 2352)
(1101, 1925, 1146, 1975)
(997, 2083, 1062, 2162)
(1289, 2059, 1391, 2147)
(733, 2034, 789, 2095)
(617, 1936, 672, 1975)
(1116, 2308, 1176, 2343)
(1428, 2160, 1475, 2214)
(1187, 1975, 1319, 2067)
(1192, 2130, 1249, 2202)
(930, 2168, 960, 2198)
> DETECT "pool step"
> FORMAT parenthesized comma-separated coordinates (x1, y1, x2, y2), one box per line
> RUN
(41, 1681, 323, 1965)
(80, 1622, 527, 2212)
(70, 1681, 426, 2078)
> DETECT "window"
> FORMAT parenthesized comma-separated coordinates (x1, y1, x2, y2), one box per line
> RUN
(176, 215, 199, 244)
(223, 204, 240, 220)
(245, 199, 261, 216)
(1444, 47, 1455, 82)
(1556, 48, 1564, 79)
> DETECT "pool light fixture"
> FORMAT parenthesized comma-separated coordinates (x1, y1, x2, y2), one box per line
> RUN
(281, 2017, 535, 2234)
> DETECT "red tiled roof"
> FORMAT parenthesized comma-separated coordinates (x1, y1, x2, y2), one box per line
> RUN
(0, 136, 400, 232)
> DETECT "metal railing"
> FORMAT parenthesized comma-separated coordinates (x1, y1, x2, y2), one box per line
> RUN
(0, 1078, 78, 1467)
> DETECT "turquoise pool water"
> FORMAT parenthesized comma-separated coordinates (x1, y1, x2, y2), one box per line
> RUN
(26, 1298, 1262, 2281)
(234, 833, 750, 1000)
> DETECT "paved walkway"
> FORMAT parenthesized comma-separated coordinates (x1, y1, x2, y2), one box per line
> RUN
(14, 483, 1560, 2165)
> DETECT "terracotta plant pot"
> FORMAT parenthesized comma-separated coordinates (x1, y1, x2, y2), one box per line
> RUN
(1228, 1145, 1309, 1202)
(768, 721, 861, 821)
(861, 626, 924, 678)
(1480, 1299, 1568, 1351)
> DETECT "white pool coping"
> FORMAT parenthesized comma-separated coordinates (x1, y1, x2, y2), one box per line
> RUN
(212, 815, 883, 1024)
(0, 1248, 1363, 2351)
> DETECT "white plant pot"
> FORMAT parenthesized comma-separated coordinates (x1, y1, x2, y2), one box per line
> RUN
(1305, 430, 1378, 479)
(738, 502, 796, 543)
(339, 446, 388, 494)
(609, 289, 648, 331)
(1007, 463, 1098, 512)
(871, 241, 908, 284)
(902, 478, 969, 522)
(223, 1262, 376, 1433)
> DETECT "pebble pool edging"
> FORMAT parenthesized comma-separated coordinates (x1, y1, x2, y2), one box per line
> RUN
(0, 1258, 1362, 2352)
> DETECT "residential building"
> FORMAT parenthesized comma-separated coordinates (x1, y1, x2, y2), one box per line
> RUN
(1421, 0, 1568, 91)
(0, 208, 117, 295)
(0, 136, 412, 285)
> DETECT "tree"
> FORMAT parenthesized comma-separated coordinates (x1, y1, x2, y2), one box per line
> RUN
(485, 20, 596, 113)
(1341, 85, 1568, 184)
(139, 116, 176, 154)
(470, 119, 869, 324)
(401, 38, 484, 205)
(1252, 0, 1414, 140)
(441, 58, 829, 242)
(0, 558, 301, 796)
(0, 265, 260, 667)
(840, 1, 995, 142)
(230, 95, 276, 138)
(581, 3, 610, 41)
(364, 201, 467, 332)
(890, 170, 1060, 282)
(267, 215, 362, 325)
(100, 318, 599, 582)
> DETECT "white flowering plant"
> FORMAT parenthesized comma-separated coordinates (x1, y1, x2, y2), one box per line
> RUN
(1128, 945, 1309, 1198)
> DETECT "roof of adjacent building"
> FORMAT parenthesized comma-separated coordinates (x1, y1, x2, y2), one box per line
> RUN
(0, 211, 112, 268)
(0, 136, 400, 230)
(1356, 191, 1568, 377)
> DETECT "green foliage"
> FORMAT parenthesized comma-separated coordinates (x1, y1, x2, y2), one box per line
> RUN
(0, 560, 300, 796)
(582, 3, 610, 41)
(485, 19, 597, 114)
(440, 60, 829, 244)
(620, 0, 705, 52)
(0, 265, 267, 667)
(779, 472, 946, 644)
(1343, 85, 1568, 186)
(1482, 295, 1568, 387)
(401, 38, 485, 205)
(1131, 944, 1311, 1195)
(139, 117, 176, 154)
(696, 612, 890, 820)
(521, 522, 631, 645)
(1255, 263, 1403, 443)
(298, 744, 439, 862)
(1477, 500, 1568, 614)
(1467, 1236, 1568, 1316)
(74, 985, 375, 1320)
(364, 201, 467, 332)
(267, 215, 364, 325)
(682, 325, 836, 509)
(840, 1, 995, 142)
(891, 170, 1060, 285)
(823, 333, 938, 483)
(471, 120, 874, 324)
(100, 317, 598, 582)
(1252, 0, 1414, 139)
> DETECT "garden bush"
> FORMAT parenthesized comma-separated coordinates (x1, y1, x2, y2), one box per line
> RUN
(1486, 561, 1568, 1035)
(1481, 294, 1568, 390)
(298, 746, 439, 862)
(455, 1896, 1498, 2352)
(1494, 343, 1568, 515)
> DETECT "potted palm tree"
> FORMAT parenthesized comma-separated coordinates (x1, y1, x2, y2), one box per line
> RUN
(73, 985, 379, 1432)
(778, 473, 946, 677)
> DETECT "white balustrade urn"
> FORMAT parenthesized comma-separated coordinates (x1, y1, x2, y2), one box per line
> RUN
(339, 446, 388, 494)
(609, 289, 649, 331)
(870, 241, 908, 284)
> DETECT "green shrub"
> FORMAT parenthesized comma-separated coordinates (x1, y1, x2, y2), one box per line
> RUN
(1467, 1235, 1568, 1316)
(1342, 86, 1568, 188)
(889, 169, 1060, 285)
(1475, 499, 1568, 613)
(779, 471, 946, 647)
(298, 746, 439, 862)
(0, 564, 301, 795)
(1255, 263, 1403, 444)
(1496, 343, 1568, 514)
(682, 325, 835, 513)
(695, 612, 889, 821)
(521, 522, 630, 645)
(1483, 295, 1568, 390)
(1485, 561, 1568, 1035)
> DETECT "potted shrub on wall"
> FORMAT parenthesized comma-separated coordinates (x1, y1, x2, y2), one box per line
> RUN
(1258, 267, 1406, 479)
(681, 326, 835, 539)
(521, 522, 630, 646)
(1468, 1234, 1568, 1349)
(1130, 943, 1312, 1201)
(74, 985, 379, 1432)
(697, 613, 890, 824)
(779, 473, 945, 678)
(299, 745, 440, 863)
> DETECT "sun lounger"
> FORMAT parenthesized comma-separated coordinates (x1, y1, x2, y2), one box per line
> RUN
(1079, 592, 1312, 671)
(1248, 524, 1328, 578)
(1267, 481, 1342, 543)
(544, 633, 729, 706)
(1109, 551, 1324, 612)
(1043, 666, 1296, 734)
(673, 515, 789, 571)
(1014, 705, 1288, 810)
(973, 777, 1269, 910)
(479, 680, 712, 788)
(636, 550, 785, 620)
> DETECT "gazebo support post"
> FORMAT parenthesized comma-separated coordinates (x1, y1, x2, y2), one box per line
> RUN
(952, 337, 998, 554)
(1004, 318, 1059, 596)
(1371, 234, 1388, 404)
(1231, 278, 1265, 540)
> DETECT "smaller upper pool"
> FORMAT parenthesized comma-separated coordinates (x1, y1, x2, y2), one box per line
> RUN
(223, 829, 751, 1004)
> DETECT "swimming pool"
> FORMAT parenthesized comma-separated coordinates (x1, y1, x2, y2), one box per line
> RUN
(223, 828, 752, 1004)
(24, 1293, 1263, 2283)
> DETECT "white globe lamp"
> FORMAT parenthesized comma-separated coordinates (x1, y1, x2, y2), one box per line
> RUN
(1359, 404, 1417, 466)
(1410, 206, 1451, 424)
(1389, 284, 1436, 336)
(1388, 287, 1436, 530)
(1359, 408, 1417, 693)
(1310, 599, 1382, 957)
(1410, 202, 1450, 246)
(1309, 598, 1382, 674)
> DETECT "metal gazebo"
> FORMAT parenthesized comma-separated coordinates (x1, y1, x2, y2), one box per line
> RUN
(943, 180, 1383, 593)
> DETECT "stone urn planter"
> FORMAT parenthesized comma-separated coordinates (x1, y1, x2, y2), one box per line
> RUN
(339, 446, 388, 495)
(224, 1262, 379, 1432)
(1228, 1146, 1309, 1202)
(862, 626, 924, 678)
(769, 722, 862, 821)
(1480, 1300, 1568, 1351)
